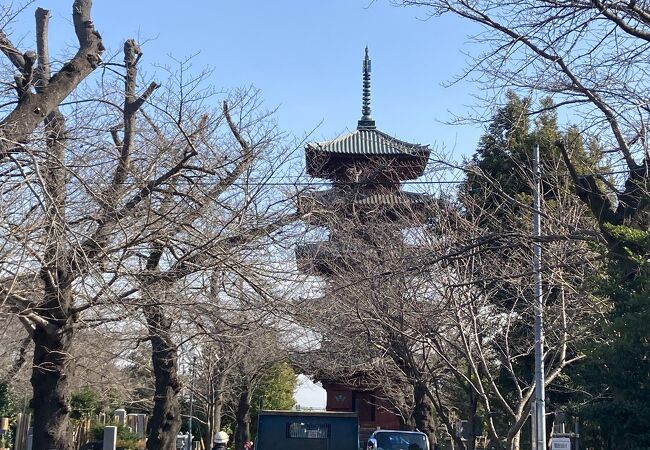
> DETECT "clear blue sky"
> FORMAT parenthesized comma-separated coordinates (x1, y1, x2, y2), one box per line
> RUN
(7, 0, 484, 160)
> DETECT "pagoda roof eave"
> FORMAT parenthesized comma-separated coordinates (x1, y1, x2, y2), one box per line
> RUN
(306, 127, 429, 157)
(299, 188, 435, 209)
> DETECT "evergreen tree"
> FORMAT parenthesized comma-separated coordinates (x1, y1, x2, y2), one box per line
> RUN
(70, 388, 101, 420)
(572, 225, 650, 449)
(463, 90, 649, 448)
(0, 382, 17, 418)
(462, 90, 531, 220)
(460, 92, 602, 445)
(249, 363, 297, 437)
(253, 362, 297, 412)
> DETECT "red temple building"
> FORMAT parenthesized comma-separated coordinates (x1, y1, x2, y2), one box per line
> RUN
(296, 48, 433, 438)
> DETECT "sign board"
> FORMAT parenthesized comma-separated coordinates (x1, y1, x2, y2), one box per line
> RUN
(551, 437, 571, 450)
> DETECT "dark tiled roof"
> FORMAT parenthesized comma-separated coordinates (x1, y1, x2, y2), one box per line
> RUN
(297, 189, 435, 227)
(307, 128, 428, 156)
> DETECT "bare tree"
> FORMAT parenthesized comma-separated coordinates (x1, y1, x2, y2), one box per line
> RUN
(0, 3, 105, 447)
(1, 11, 297, 446)
(186, 263, 301, 450)
(191, 336, 242, 448)
(296, 150, 600, 450)
(293, 156, 449, 444)
(0, 1, 103, 156)
(394, 0, 650, 244)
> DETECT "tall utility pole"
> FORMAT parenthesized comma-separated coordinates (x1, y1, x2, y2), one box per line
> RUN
(532, 142, 547, 450)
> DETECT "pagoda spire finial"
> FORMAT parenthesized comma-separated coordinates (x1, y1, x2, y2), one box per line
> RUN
(358, 46, 376, 130)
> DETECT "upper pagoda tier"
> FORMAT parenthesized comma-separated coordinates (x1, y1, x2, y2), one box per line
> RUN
(305, 48, 430, 182)
(305, 129, 430, 182)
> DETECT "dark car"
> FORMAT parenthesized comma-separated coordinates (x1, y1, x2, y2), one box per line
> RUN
(367, 430, 430, 450)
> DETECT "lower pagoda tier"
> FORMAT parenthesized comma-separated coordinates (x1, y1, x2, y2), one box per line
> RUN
(324, 382, 402, 430)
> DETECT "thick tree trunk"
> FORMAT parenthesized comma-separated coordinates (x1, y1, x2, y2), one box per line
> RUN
(146, 304, 182, 450)
(0, 0, 103, 157)
(386, 332, 439, 447)
(206, 371, 226, 448)
(30, 317, 74, 450)
(234, 386, 252, 450)
(462, 374, 479, 450)
(412, 381, 437, 446)
(31, 32, 74, 446)
(509, 431, 521, 450)
(213, 393, 224, 433)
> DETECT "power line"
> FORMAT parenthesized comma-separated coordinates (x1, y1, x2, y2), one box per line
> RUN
(99, 169, 650, 187)
(0, 168, 639, 190)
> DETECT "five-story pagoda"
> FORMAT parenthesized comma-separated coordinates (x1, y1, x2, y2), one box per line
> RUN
(297, 48, 433, 432)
